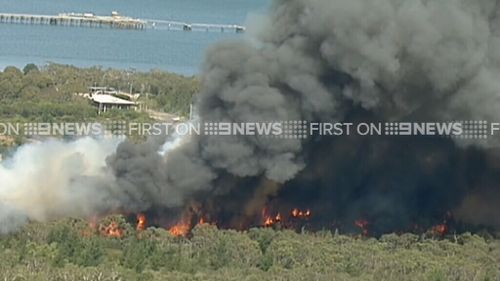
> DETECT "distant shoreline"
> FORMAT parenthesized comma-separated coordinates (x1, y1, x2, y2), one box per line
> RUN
(0, 58, 199, 77)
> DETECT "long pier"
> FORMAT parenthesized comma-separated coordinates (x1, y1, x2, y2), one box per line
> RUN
(0, 12, 146, 30)
(146, 19, 245, 33)
(0, 12, 245, 33)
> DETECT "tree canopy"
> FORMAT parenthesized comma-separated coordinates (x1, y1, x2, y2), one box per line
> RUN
(0, 216, 498, 281)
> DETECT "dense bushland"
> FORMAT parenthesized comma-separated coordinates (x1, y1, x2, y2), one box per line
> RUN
(0, 216, 498, 281)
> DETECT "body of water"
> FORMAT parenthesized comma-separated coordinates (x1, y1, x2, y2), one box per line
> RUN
(0, 0, 269, 75)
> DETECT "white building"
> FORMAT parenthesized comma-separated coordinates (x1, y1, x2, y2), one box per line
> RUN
(92, 94, 137, 113)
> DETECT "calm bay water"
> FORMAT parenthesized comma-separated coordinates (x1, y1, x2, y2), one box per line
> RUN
(0, 0, 269, 75)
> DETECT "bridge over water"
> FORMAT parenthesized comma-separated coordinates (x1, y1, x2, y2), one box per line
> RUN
(0, 12, 245, 33)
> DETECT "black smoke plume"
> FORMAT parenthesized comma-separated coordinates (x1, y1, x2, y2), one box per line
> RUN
(2, 0, 500, 233)
(107, 0, 500, 232)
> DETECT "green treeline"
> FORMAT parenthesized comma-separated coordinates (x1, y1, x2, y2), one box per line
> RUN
(0, 63, 199, 152)
(0, 63, 199, 123)
(0, 216, 499, 281)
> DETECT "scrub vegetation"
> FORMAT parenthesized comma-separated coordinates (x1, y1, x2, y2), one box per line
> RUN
(0, 216, 498, 281)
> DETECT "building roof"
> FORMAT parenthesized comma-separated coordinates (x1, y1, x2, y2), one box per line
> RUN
(92, 94, 136, 105)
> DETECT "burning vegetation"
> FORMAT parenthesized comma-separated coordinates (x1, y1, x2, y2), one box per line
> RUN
(168, 220, 191, 237)
(82, 205, 462, 240)
(136, 214, 147, 231)
(101, 222, 124, 238)
(354, 219, 369, 236)
(3, 215, 500, 281)
(261, 207, 312, 228)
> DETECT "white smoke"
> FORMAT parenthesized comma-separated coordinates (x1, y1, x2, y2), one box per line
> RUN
(0, 137, 123, 233)
(159, 122, 194, 155)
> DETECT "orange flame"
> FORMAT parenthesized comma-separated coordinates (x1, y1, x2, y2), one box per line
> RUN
(198, 217, 213, 225)
(101, 221, 124, 238)
(430, 212, 452, 237)
(355, 219, 369, 236)
(262, 207, 312, 227)
(305, 209, 311, 217)
(262, 207, 283, 227)
(169, 211, 193, 237)
(291, 208, 312, 219)
(431, 224, 448, 236)
(168, 207, 216, 237)
(275, 213, 282, 222)
(136, 214, 147, 231)
(263, 216, 275, 227)
(169, 222, 191, 237)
